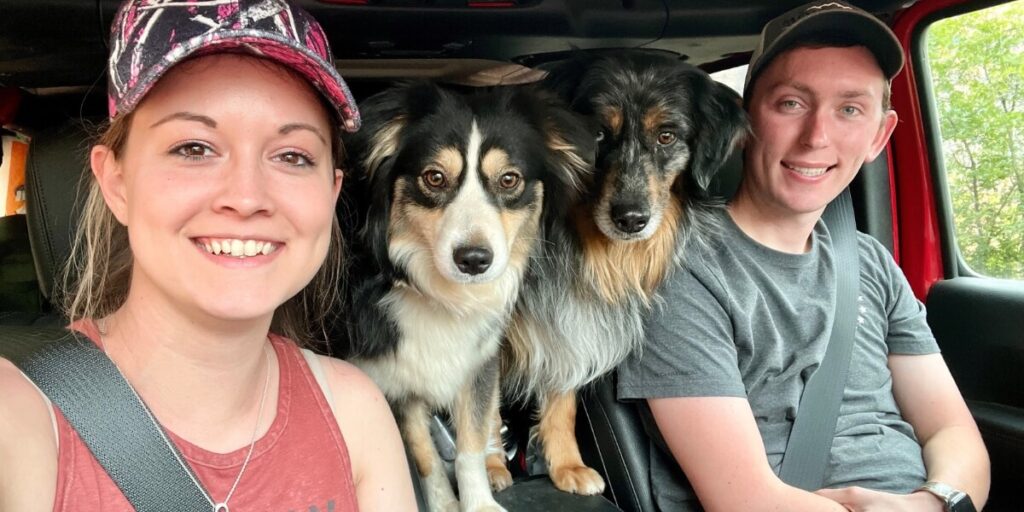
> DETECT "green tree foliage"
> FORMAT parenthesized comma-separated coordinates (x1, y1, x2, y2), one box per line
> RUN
(928, 2, 1024, 279)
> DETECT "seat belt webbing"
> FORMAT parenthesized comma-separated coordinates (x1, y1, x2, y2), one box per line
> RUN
(11, 328, 211, 511)
(778, 188, 862, 490)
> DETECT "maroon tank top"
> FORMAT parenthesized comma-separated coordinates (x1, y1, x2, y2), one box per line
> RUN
(50, 322, 359, 511)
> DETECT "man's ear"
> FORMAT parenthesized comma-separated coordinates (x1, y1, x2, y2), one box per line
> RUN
(91, 145, 129, 225)
(867, 110, 899, 162)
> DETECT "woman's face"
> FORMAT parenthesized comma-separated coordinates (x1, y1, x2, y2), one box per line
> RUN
(93, 54, 342, 327)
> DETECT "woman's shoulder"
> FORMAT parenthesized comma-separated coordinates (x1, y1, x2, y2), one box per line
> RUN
(0, 357, 59, 509)
(0, 357, 55, 436)
(316, 355, 388, 408)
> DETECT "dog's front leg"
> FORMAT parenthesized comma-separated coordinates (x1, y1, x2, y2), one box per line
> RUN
(453, 357, 507, 512)
(401, 399, 459, 512)
(485, 405, 513, 492)
(539, 389, 606, 495)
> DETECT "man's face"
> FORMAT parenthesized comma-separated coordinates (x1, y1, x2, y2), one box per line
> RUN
(741, 45, 898, 222)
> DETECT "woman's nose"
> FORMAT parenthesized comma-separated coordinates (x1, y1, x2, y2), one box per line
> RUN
(211, 155, 275, 217)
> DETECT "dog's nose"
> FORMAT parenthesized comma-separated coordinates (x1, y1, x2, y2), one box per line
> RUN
(453, 246, 493, 275)
(611, 204, 650, 234)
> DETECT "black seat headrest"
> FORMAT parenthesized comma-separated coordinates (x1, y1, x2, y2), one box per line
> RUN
(25, 120, 93, 301)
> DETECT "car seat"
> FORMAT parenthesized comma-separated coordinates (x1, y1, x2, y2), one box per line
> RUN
(0, 119, 91, 327)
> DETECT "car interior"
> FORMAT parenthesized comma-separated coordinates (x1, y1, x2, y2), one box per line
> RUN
(1, 1, 1021, 510)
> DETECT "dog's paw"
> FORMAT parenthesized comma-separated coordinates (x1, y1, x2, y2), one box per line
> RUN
(550, 464, 606, 495)
(486, 463, 513, 492)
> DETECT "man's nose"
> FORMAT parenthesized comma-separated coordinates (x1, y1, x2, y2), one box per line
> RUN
(212, 155, 275, 217)
(800, 110, 831, 149)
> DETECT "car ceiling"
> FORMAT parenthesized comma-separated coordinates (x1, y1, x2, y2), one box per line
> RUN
(0, 0, 914, 91)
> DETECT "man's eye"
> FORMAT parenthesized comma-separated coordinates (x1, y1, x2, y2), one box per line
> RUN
(173, 142, 211, 160)
(841, 106, 862, 117)
(780, 100, 801, 110)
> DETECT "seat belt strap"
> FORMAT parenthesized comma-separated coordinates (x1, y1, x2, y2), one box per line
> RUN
(778, 188, 861, 490)
(8, 327, 211, 511)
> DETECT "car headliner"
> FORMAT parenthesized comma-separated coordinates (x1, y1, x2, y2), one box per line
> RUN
(1, 0, 915, 91)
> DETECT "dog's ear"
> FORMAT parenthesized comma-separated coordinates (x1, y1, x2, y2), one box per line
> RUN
(687, 73, 750, 192)
(348, 81, 445, 183)
(346, 82, 445, 274)
(515, 88, 596, 203)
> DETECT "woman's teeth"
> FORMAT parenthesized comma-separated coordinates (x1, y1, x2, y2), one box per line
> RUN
(200, 239, 276, 258)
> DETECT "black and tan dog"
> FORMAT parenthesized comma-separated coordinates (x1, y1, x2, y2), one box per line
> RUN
(334, 82, 594, 511)
(494, 50, 749, 495)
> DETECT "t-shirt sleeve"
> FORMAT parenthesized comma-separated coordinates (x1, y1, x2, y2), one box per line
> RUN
(867, 239, 940, 355)
(617, 265, 747, 400)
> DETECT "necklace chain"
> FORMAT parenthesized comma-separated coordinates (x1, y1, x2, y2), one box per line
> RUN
(115, 341, 272, 512)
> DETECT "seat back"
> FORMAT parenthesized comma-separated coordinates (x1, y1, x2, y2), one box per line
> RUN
(577, 373, 658, 512)
(24, 120, 93, 304)
(0, 119, 92, 328)
(0, 215, 40, 315)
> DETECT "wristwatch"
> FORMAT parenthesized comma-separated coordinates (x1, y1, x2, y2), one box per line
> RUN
(916, 481, 977, 512)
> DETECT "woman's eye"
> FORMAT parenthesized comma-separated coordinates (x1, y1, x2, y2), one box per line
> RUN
(657, 131, 677, 145)
(276, 151, 314, 167)
(422, 169, 447, 189)
(173, 142, 211, 160)
(499, 172, 521, 189)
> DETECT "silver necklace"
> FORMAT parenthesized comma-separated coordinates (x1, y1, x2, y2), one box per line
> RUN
(115, 342, 272, 512)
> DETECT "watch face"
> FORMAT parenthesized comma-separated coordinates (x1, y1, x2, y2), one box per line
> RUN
(949, 493, 977, 512)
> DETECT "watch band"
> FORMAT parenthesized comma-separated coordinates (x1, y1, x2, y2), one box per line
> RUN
(916, 481, 977, 512)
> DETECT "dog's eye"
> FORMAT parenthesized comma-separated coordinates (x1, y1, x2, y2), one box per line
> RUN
(499, 172, 521, 189)
(422, 170, 447, 189)
(596, 130, 606, 143)
(657, 131, 677, 146)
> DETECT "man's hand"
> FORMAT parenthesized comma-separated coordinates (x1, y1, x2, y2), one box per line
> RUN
(815, 487, 945, 512)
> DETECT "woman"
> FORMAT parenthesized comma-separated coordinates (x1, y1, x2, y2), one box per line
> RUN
(0, 1, 416, 510)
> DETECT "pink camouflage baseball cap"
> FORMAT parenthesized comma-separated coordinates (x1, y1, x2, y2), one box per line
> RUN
(106, 0, 360, 132)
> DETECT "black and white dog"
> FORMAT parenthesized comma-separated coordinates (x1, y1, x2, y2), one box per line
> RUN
(496, 50, 749, 495)
(334, 82, 594, 511)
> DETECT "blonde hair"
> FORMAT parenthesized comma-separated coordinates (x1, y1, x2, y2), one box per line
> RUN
(61, 112, 347, 347)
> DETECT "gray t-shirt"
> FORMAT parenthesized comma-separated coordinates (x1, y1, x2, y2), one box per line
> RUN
(618, 208, 939, 511)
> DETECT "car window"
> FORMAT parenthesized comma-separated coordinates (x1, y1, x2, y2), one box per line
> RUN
(925, 0, 1024, 279)
(710, 65, 747, 96)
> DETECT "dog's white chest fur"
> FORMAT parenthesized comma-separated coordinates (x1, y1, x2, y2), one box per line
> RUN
(356, 285, 512, 407)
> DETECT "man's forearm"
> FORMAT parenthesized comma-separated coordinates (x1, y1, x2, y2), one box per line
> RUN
(919, 424, 990, 508)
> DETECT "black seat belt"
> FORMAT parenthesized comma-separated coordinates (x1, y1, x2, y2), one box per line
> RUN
(7, 327, 210, 511)
(778, 188, 861, 490)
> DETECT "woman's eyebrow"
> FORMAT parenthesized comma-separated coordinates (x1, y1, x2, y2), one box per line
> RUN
(280, 123, 327, 145)
(149, 111, 217, 129)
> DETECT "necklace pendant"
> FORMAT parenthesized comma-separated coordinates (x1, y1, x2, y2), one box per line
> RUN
(214, 504, 229, 512)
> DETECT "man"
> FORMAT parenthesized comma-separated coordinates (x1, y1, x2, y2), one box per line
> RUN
(617, 1, 990, 511)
